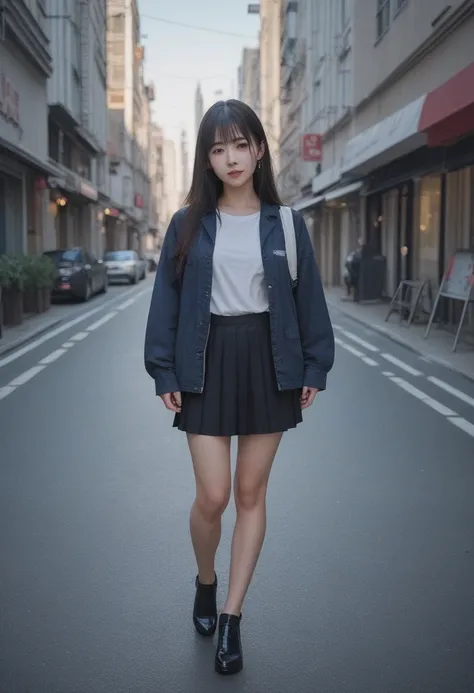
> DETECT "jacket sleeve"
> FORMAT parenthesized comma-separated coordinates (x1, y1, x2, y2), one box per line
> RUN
(144, 213, 181, 396)
(293, 210, 335, 391)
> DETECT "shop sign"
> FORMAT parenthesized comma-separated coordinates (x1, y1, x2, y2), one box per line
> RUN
(0, 69, 22, 137)
(301, 134, 322, 162)
(79, 180, 98, 201)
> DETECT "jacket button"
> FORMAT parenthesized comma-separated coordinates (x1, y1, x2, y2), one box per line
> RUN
(268, 285, 272, 289)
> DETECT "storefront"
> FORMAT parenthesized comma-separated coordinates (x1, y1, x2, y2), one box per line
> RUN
(46, 170, 100, 254)
(0, 40, 58, 257)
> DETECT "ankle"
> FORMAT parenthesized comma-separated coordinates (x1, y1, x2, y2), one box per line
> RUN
(197, 571, 217, 586)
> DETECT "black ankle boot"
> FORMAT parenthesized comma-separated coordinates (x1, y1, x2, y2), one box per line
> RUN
(215, 613, 243, 675)
(193, 573, 217, 636)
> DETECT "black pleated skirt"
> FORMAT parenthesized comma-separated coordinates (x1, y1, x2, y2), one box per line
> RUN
(173, 312, 302, 436)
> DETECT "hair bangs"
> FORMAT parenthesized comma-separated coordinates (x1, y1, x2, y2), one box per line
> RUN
(202, 102, 257, 155)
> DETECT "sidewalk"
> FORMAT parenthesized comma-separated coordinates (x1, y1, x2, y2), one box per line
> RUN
(0, 302, 80, 359)
(325, 287, 474, 383)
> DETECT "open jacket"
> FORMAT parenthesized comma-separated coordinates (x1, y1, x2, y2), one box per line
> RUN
(144, 204, 335, 396)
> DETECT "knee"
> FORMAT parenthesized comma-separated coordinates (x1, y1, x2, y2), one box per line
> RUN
(234, 479, 265, 512)
(196, 486, 230, 522)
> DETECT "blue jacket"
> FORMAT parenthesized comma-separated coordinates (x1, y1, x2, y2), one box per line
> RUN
(144, 204, 334, 396)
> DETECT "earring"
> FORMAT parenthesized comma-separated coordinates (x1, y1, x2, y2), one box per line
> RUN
(257, 159, 262, 170)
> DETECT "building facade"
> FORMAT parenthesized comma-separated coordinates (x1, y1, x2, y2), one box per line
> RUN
(106, 0, 152, 254)
(259, 0, 281, 174)
(45, 0, 108, 259)
(0, 0, 58, 258)
(283, 0, 474, 341)
(238, 48, 260, 115)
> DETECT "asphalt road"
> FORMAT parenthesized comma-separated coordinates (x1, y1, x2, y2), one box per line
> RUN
(1, 275, 473, 693)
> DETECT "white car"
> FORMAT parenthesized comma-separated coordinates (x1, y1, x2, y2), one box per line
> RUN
(103, 250, 141, 284)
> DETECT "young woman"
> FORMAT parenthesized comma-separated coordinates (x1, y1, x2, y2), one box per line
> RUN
(144, 99, 334, 676)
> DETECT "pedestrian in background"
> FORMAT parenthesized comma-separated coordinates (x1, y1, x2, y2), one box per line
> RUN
(144, 99, 334, 675)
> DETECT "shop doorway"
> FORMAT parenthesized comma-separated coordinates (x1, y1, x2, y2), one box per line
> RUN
(396, 180, 414, 284)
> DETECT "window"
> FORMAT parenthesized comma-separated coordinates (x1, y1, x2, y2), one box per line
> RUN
(393, 0, 408, 15)
(376, 0, 391, 40)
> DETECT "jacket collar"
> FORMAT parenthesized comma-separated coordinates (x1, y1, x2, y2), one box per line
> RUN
(200, 203, 280, 246)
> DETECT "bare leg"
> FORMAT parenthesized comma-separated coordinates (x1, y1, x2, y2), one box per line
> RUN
(223, 432, 282, 615)
(187, 434, 232, 585)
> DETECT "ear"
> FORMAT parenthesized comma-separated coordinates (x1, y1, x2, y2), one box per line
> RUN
(257, 141, 265, 161)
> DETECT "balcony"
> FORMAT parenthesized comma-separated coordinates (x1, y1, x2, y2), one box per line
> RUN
(4, 0, 52, 77)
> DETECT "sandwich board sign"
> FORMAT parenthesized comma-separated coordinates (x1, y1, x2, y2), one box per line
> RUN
(424, 249, 474, 351)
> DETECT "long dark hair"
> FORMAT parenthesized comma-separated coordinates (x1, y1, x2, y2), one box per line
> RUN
(175, 99, 282, 276)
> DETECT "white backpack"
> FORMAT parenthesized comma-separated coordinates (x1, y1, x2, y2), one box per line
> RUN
(279, 206, 297, 284)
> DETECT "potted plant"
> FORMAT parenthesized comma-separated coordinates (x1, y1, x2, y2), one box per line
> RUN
(0, 255, 25, 326)
(22, 255, 57, 314)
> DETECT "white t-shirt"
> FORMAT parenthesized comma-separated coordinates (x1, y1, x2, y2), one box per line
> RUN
(210, 211, 269, 316)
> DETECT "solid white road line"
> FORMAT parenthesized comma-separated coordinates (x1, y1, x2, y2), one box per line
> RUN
(428, 376, 474, 409)
(39, 348, 67, 365)
(62, 342, 75, 348)
(448, 417, 474, 438)
(9, 365, 46, 387)
(389, 377, 457, 417)
(0, 385, 16, 400)
(70, 332, 89, 342)
(339, 329, 379, 352)
(382, 371, 395, 377)
(381, 353, 423, 377)
(86, 311, 117, 331)
(338, 341, 365, 358)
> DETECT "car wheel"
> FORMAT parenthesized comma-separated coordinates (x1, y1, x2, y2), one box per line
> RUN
(82, 281, 92, 302)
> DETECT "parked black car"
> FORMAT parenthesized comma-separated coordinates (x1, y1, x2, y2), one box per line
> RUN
(44, 248, 108, 302)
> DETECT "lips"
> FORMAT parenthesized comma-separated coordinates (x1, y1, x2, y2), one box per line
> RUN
(228, 170, 243, 178)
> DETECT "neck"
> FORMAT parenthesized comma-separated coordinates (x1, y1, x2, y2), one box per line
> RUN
(219, 180, 260, 210)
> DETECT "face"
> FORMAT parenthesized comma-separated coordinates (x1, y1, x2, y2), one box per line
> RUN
(208, 131, 264, 188)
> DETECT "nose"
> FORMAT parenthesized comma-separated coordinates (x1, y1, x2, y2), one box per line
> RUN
(226, 146, 237, 166)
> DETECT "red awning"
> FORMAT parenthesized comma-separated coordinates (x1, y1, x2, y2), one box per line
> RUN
(419, 61, 474, 147)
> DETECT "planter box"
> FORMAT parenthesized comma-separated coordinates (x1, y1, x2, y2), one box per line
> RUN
(1, 287, 23, 326)
(43, 287, 51, 311)
(24, 287, 45, 314)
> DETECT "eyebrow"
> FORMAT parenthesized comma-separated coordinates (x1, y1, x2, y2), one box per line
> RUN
(212, 136, 247, 146)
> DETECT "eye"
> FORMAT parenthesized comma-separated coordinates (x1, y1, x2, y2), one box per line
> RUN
(237, 142, 248, 149)
(212, 147, 223, 155)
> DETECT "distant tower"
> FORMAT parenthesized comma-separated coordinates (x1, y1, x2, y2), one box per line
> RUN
(181, 128, 189, 200)
(195, 82, 204, 138)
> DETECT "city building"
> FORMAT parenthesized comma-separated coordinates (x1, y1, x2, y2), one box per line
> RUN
(282, 0, 474, 342)
(162, 138, 179, 226)
(238, 48, 260, 115)
(180, 128, 189, 204)
(195, 82, 204, 140)
(0, 0, 59, 257)
(147, 123, 165, 251)
(257, 0, 281, 173)
(106, 0, 152, 254)
(44, 0, 108, 258)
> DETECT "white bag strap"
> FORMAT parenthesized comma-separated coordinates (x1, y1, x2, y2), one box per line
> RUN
(279, 206, 297, 284)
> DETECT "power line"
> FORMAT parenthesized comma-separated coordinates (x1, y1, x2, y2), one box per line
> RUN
(141, 13, 256, 39)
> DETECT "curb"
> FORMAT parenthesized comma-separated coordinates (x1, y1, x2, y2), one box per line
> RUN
(327, 298, 474, 386)
(0, 318, 64, 360)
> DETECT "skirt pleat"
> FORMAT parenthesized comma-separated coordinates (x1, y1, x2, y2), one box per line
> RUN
(173, 312, 303, 436)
